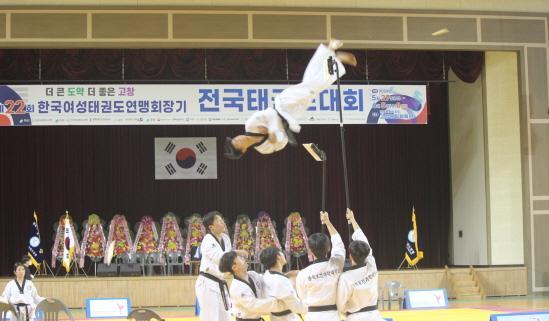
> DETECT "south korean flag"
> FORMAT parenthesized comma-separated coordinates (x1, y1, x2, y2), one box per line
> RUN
(155, 137, 217, 180)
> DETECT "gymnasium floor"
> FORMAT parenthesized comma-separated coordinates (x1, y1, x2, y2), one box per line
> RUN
(63, 294, 549, 321)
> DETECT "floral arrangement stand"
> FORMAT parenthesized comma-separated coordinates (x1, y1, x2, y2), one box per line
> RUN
(158, 212, 184, 271)
(183, 213, 206, 275)
(79, 213, 106, 271)
(254, 211, 281, 267)
(133, 216, 159, 256)
(233, 214, 255, 267)
(51, 213, 81, 271)
(284, 211, 313, 270)
(104, 214, 133, 264)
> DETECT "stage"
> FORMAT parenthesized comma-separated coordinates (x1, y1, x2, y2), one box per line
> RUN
(0, 266, 527, 308)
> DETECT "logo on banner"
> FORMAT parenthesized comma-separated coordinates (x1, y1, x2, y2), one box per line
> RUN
(155, 137, 217, 180)
(0, 85, 32, 126)
(367, 88, 427, 124)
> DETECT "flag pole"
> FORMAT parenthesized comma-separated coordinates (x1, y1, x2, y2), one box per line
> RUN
(30, 210, 54, 277)
(64, 210, 88, 277)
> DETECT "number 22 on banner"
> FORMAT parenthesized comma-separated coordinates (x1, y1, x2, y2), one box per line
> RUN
(3, 100, 26, 114)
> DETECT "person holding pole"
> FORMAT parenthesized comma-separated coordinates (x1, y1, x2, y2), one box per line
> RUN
(295, 211, 345, 321)
(336, 209, 383, 321)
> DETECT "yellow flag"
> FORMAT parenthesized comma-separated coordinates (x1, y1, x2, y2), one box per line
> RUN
(404, 208, 424, 266)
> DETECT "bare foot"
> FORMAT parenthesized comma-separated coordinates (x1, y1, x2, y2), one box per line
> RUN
(336, 51, 357, 67)
(328, 38, 343, 51)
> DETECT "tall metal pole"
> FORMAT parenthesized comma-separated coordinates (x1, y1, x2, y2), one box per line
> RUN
(321, 151, 327, 234)
(321, 151, 327, 212)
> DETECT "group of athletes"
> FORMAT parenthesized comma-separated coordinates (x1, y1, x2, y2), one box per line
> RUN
(194, 209, 382, 321)
(200, 39, 381, 321)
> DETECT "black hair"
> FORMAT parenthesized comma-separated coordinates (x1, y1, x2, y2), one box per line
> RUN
(219, 251, 238, 274)
(21, 255, 31, 263)
(203, 211, 223, 233)
(259, 247, 281, 270)
(349, 240, 371, 264)
(13, 262, 25, 272)
(308, 233, 330, 259)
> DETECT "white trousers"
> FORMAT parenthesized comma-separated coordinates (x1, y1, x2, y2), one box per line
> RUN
(276, 43, 346, 133)
(195, 275, 230, 321)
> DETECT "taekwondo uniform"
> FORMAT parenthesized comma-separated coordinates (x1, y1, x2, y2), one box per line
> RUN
(194, 233, 232, 321)
(244, 108, 289, 155)
(2, 279, 44, 321)
(229, 271, 278, 321)
(244, 43, 346, 155)
(296, 233, 345, 321)
(263, 270, 307, 321)
(336, 229, 383, 321)
(275, 43, 346, 134)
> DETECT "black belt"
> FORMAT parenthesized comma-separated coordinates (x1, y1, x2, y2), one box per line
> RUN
(308, 304, 337, 312)
(199, 272, 230, 311)
(273, 108, 291, 131)
(271, 309, 292, 317)
(15, 303, 30, 321)
(236, 318, 264, 321)
(346, 304, 378, 316)
(245, 131, 269, 148)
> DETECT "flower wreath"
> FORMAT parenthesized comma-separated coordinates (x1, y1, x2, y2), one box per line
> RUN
(158, 213, 184, 260)
(79, 213, 106, 267)
(133, 216, 159, 254)
(183, 214, 206, 265)
(284, 211, 313, 262)
(254, 211, 281, 257)
(104, 214, 133, 263)
(233, 214, 255, 258)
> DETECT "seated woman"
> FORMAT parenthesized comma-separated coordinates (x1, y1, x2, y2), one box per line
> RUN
(2, 262, 44, 321)
(219, 251, 278, 321)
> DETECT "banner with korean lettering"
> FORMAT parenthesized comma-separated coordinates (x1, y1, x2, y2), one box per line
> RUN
(0, 84, 427, 126)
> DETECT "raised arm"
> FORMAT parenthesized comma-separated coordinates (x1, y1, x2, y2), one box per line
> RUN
(346, 208, 361, 232)
(346, 209, 372, 254)
(321, 211, 345, 266)
(321, 211, 337, 237)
